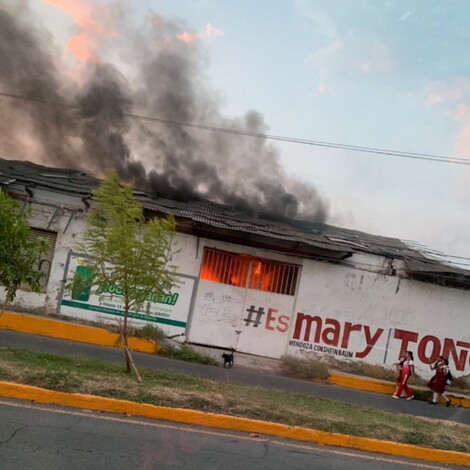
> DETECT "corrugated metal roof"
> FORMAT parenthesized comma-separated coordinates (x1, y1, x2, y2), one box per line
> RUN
(2, 157, 469, 280)
(142, 198, 420, 258)
(0, 158, 147, 197)
(403, 258, 470, 277)
(0, 158, 99, 196)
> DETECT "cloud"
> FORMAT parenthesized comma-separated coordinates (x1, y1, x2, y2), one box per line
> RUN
(424, 79, 470, 181)
(66, 33, 99, 63)
(305, 40, 343, 98)
(205, 22, 223, 37)
(40, 0, 118, 62)
(176, 31, 200, 44)
(398, 11, 411, 22)
(176, 22, 224, 44)
(305, 39, 393, 101)
(41, 0, 117, 38)
(425, 79, 470, 108)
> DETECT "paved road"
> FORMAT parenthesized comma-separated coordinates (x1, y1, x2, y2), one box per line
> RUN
(0, 398, 465, 470)
(0, 329, 469, 425)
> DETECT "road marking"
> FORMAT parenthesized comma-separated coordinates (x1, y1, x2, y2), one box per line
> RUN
(0, 399, 452, 469)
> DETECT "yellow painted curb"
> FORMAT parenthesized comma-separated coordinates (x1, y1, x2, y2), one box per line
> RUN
(329, 373, 395, 394)
(0, 311, 159, 354)
(0, 381, 469, 467)
(1, 310, 468, 410)
(329, 373, 470, 409)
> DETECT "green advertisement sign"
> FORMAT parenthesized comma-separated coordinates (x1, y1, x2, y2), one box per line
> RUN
(60, 254, 195, 334)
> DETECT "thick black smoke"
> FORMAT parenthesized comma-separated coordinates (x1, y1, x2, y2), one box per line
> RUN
(0, 1, 329, 221)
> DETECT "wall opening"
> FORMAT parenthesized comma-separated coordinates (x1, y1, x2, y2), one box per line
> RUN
(200, 248, 300, 296)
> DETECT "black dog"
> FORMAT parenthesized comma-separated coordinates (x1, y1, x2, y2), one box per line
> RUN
(222, 351, 234, 369)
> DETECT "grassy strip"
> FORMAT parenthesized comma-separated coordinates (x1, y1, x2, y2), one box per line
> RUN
(0, 347, 469, 453)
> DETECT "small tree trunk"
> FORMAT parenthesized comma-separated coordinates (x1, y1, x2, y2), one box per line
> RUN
(119, 309, 142, 383)
(123, 306, 131, 373)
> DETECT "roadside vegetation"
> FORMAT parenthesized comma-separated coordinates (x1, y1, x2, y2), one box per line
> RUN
(280, 355, 470, 394)
(72, 172, 177, 379)
(279, 355, 329, 380)
(0, 190, 49, 306)
(130, 323, 167, 343)
(0, 347, 469, 453)
(159, 344, 218, 365)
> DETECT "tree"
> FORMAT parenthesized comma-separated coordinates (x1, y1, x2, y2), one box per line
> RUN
(0, 190, 48, 306)
(76, 172, 177, 378)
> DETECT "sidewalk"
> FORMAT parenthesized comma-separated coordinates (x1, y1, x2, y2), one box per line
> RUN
(1, 309, 469, 409)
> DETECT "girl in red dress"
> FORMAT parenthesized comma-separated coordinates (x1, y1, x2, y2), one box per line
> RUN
(428, 356, 451, 407)
(393, 351, 415, 400)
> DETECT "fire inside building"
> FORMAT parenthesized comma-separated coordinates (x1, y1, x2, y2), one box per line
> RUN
(1, 157, 469, 379)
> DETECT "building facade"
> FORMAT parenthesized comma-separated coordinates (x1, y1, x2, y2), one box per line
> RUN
(1, 158, 469, 379)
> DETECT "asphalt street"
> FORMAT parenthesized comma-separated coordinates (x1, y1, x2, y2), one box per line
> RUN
(0, 398, 466, 470)
(0, 329, 469, 425)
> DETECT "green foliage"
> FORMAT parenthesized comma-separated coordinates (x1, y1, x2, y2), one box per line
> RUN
(131, 323, 167, 343)
(160, 344, 218, 366)
(0, 191, 48, 303)
(75, 172, 177, 316)
(279, 355, 330, 381)
(74, 172, 177, 373)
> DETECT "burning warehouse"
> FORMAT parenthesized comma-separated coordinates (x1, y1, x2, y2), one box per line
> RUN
(1, 3, 470, 381)
(1, 157, 470, 380)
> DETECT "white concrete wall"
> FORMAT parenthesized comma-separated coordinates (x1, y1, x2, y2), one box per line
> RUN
(3, 186, 469, 378)
(286, 256, 470, 379)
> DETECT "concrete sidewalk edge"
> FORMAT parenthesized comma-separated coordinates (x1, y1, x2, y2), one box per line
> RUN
(0, 310, 159, 354)
(1, 310, 469, 409)
(328, 373, 470, 408)
(0, 381, 469, 467)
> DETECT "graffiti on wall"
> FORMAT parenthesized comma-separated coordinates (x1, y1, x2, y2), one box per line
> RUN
(289, 311, 470, 371)
(394, 328, 470, 371)
(243, 305, 290, 332)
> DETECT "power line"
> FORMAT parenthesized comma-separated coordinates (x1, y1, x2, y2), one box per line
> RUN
(1, 90, 470, 166)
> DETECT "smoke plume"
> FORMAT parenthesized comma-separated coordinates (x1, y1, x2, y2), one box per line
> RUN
(0, 0, 329, 221)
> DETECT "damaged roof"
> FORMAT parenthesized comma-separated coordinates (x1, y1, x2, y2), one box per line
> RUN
(0, 158, 149, 197)
(0, 158, 100, 196)
(143, 198, 417, 258)
(1, 157, 469, 284)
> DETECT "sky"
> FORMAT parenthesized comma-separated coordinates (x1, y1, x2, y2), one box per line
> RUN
(4, 0, 470, 264)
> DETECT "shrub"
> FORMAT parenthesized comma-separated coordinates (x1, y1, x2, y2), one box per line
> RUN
(279, 355, 329, 381)
(131, 323, 166, 343)
(160, 344, 218, 366)
(449, 376, 470, 391)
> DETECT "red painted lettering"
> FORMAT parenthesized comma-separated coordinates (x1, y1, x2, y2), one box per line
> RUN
(442, 339, 470, 371)
(276, 315, 290, 333)
(356, 326, 384, 358)
(417, 335, 441, 363)
(322, 319, 341, 346)
(341, 322, 362, 349)
(293, 313, 322, 342)
(394, 329, 419, 358)
(265, 308, 278, 331)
